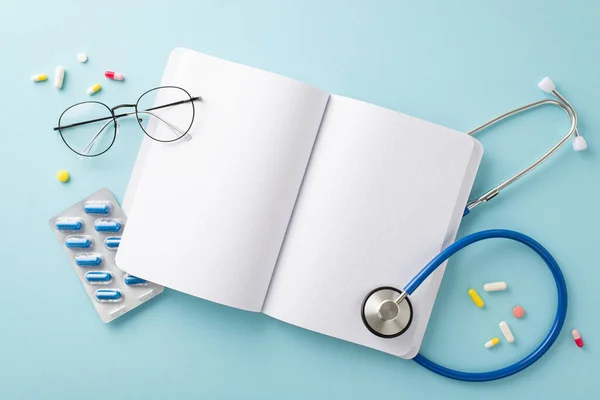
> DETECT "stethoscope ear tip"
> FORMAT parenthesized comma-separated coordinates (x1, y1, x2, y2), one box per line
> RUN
(538, 77, 556, 93)
(573, 135, 588, 152)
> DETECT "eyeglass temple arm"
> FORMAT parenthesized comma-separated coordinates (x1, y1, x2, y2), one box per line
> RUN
(53, 96, 202, 131)
(136, 110, 189, 137)
(81, 120, 114, 155)
(145, 96, 201, 113)
(54, 114, 115, 131)
(82, 110, 190, 154)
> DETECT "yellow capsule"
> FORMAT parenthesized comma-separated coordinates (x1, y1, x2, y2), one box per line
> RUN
(31, 74, 47, 82)
(485, 338, 500, 348)
(87, 83, 101, 95)
(468, 288, 484, 308)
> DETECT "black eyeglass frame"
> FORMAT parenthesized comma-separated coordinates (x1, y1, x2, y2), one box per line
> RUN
(54, 86, 201, 157)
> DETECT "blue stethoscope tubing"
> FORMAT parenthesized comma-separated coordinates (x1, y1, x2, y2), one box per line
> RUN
(405, 229, 568, 382)
(396, 79, 579, 381)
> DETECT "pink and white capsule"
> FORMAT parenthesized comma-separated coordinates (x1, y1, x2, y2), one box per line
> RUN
(105, 71, 124, 81)
(572, 330, 584, 347)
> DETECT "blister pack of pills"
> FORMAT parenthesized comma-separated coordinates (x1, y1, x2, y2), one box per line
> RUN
(50, 188, 164, 323)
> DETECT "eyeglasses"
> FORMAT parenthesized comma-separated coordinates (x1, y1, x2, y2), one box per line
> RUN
(54, 86, 201, 157)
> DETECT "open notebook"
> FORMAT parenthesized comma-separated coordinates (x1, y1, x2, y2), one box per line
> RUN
(118, 48, 483, 359)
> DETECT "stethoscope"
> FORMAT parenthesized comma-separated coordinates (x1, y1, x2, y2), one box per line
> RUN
(361, 77, 586, 382)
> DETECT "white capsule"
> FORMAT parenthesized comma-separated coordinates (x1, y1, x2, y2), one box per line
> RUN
(54, 66, 65, 89)
(483, 281, 507, 292)
(499, 321, 515, 343)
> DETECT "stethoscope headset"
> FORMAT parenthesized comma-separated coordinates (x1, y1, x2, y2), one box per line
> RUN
(361, 77, 586, 382)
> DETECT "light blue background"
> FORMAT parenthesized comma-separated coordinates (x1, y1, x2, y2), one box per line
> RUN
(0, 1, 597, 398)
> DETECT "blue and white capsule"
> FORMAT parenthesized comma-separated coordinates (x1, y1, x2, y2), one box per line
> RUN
(55, 217, 83, 231)
(95, 289, 123, 302)
(104, 236, 121, 250)
(85, 271, 113, 284)
(75, 253, 103, 267)
(65, 235, 93, 249)
(94, 218, 122, 232)
(84, 201, 112, 215)
(124, 275, 148, 286)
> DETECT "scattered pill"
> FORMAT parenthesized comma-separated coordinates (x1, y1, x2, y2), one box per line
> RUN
(104, 71, 124, 81)
(499, 321, 515, 343)
(104, 236, 121, 250)
(55, 217, 83, 231)
(84, 201, 112, 215)
(56, 169, 70, 183)
(485, 338, 500, 348)
(572, 330, 584, 347)
(65, 235, 93, 249)
(31, 74, 47, 82)
(85, 271, 112, 284)
(94, 218, 122, 232)
(512, 305, 526, 319)
(54, 66, 65, 89)
(75, 253, 103, 267)
(468, 288, 484, 308)
(95, 289, 122, 302)
(124, 275, 148, 286)
(77, 53, 88, 63)
(87, 83, 101, 95)
(483, 281, 507, 292)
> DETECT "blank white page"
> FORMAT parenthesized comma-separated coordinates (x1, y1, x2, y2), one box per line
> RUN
(263, 95, 482, 358)
(123, 48, 187, 213)
(116, 50, 329, 312)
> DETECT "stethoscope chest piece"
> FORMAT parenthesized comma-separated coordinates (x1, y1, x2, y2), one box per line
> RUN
(361, 286, 413, 338)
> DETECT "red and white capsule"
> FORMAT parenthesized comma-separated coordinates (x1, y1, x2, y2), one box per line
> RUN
(572, 330, 584, 347)
(104, 71, 124, 81)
